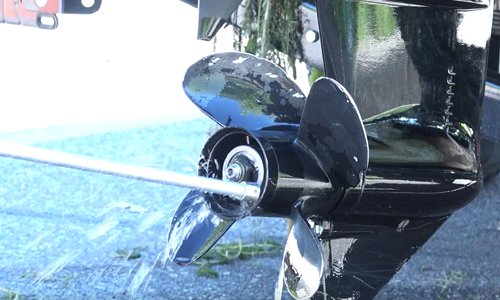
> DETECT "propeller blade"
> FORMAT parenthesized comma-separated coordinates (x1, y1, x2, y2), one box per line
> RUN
(167, 190, 235, 265)
(297, 77, 369, 188)
(281, 207, 324, 300)
(183, 52, 306, 130)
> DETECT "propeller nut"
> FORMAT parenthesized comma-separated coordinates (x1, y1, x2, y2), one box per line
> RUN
(226, 163, 244, 182)
(222, 146, 264, 187)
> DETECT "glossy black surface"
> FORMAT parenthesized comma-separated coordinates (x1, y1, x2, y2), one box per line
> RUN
(363, 105, 477, 171)
(174, 0, 494, 299)
(317, 0, 491, 127)
(311, 215, 450, 300)
(253, 128, 340, 217)
(297, 77, 369, 189)
(337, 168, 481, 217)
(186, 75, 371, 218)
(182, 52, 306, 130)
(197, 127, 277, 217)
(312, 0, 493, 299)
(196, 126, 339, 218)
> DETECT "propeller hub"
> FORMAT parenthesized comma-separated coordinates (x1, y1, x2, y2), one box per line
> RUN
(222, 145, 264, 186)
(198, 129, 274, 220)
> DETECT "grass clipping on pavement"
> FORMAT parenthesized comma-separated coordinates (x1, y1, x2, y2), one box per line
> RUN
(194, 240, 282, 278)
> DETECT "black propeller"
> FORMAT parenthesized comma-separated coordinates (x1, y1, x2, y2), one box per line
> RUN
(167, 52, 369, 300)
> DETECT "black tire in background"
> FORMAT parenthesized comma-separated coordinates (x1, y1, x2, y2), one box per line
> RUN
(480, 137, 500, 180)
(482, 32, 500, 180)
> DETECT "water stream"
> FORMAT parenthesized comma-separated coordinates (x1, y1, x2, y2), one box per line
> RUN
(0, 119, 289, 299)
